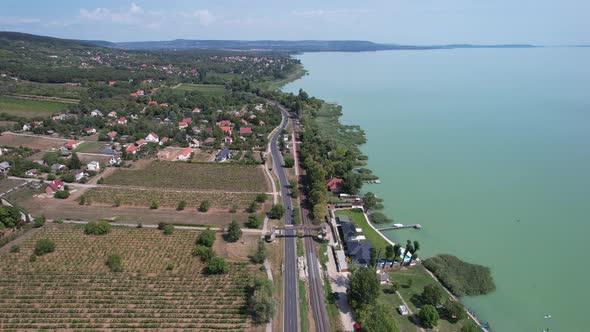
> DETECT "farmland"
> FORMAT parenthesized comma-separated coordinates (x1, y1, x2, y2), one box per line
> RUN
(0, 96, 69, 118)
(103, 161, 269, 192)
(175, 83, 228, 96)
(0, 132, 66, 149)
(0, 224, 258, 330)
(85, 187, 259, 209)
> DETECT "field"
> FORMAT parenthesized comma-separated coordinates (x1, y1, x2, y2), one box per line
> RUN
(103, 161, 269, 192)
(0, 96, 69, 118)
(73, 141, 110, 154)
(0, 178, 26, 193)
(85, 187, 258, 209)
(175, 83, 227, 96)
(0, 224, 258, 330)
(335, 208, 390, 252)
(0, 133, 66, 149)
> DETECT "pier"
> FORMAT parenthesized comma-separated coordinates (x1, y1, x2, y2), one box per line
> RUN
(377, 224, 422, 231)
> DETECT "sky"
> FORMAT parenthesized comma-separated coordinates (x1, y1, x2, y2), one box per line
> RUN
(0, 0, 588, 44)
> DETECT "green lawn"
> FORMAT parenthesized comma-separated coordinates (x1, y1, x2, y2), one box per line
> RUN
(175, 83, 227, 96)
(299, 280, 310, 332)
(73, 141, 107, 153)
(335, 208, 390, 252)
(0, 96, 69, 117)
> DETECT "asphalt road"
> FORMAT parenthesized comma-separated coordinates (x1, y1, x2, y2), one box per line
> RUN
(268, 104, 298, 332)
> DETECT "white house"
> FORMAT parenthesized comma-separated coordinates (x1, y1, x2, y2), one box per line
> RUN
(109, 156, 122, 166)
(87, 161, 100, 172)
(90, 109, 103, 117)
(178, 147, 193, 161)
(145, 132, 159, 143)
(22, 123, 31, 131)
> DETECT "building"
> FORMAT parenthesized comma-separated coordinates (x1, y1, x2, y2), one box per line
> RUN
(72, 170, 87, 182)
(45, 179, 64, 194)
(346, 240, 373, 267)
(215, 147, 230, 162)
(87, 161, 100, 172)
(51, 163, 66, 172)
(223, 136, 233, 144)
(0, 161, 10, 174)
(64, 140, 78, 150)
(178, 120, 189, 129)
(107, 131, 118, 140)
(135, 139, 147, 147)
(145, 132, 159, 143)
(326, 177, 343, 192)
(239, 127, 253, 135)
(220, 126, 232, 134)
(178, 147, 193, 161)
(108, 156, 122, 166)
(117, 117, 127, 124)
(125, 145, 138, 154)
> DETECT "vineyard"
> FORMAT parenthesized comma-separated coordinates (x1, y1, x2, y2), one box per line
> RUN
(0, 225, 257, 330)
(85, 187, 258, 209)
(103, 161, 269, 192)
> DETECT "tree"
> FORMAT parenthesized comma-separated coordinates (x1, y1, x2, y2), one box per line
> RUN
(246, 215, 261, 229)
(461, 321, 479, 332)
(348, 267, 380, 311)
(33, 216, 45, 228)
(163, 224, 174, 235)
(392, 244, 402, 267)
(268, 204, 285, 219)
(192, 245, 215, 262)
(362, 192, 378, 211)
(283, 156, 294, 168)
(407, 240, 420, 265)
(255, 193, 268, 203)
(401, 240, 413, 266)
(199, 200, 210, 212)
(68, 152, 81, 170)
(421, 284, 444, 306)
(54, 190, 70, 199)
(418, 304, 439, 328)
(249, 277, 275, 324)
(370, 212, 390, 224)
(196, 228, 216, 247)
(106, 254, 123, 272)
(247, 201, 259, 213)
(226, 220, 242, 242)
(385, 245, 394, 262)
(356, 303, 399, 332)
(84, 220, 112, 235)
(78, 195, 86, 205)
(150, 201, 159, 209)
(390, 282, 400, 294)
(444, 300, 467, 323)
(252, 239, 268, 264)
(34, 238, 55, 256)
(206, 256, 228, 274)
(177, 200, 186, 211)
(369, 247, 377, 268)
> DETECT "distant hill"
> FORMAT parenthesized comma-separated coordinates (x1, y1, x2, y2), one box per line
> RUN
(0, 31, 98, 49)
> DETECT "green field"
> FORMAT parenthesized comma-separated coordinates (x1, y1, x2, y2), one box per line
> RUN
(335, 208, 390, 252)
(175, 83, 227, 96)
(0, 96, 69, 118)
(73, 141, 109, 153)
(103, 161, 269, 192)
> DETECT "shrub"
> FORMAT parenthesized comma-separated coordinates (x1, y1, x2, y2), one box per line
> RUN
(61, 174, 75, 183)
(206, 256, 228, 274)
(54, 190, 70, 199)
(444, 300, 467, 323)
(268, 204, 285, 219)
(84, 220, 112, 235)
(136, 223, 143, 228)
(229, 205, 238, 213)
(10, 245, 20, 253)
(370, 212, 391, 224)
(34, 238, 55, 256)
(78, 195, 86, 205)
(251, 239, 267, 264)
(106, 254, 123, 272)
(177, 200, 186, 211)
(150, 201, 159, 209)
(255, 193, 268, 203)
(33, 216, 45, 228)
(418, 304, 439, 328)
(283, 156, 294, 168)
(192, 245, 215, 262)
(247, 201, 259, 213)
(47, 173, 56, 180)
(198, 200, 210, 212)
(196, 228, 216, 247)
(114, 197, 121, 207)
(248, 277, 275, 324)
(29, 254, 37, 262)
(246, 215, 261, 229)
(97, 177, 104, 184)
(421, 284, 444, 306)
(166, 262, 174, 271)
(226, 220, 242, 242)
(163, 224, 174, 235)
(423, 254, 496, 297)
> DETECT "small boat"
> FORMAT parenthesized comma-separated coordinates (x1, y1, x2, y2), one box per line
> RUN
(393, 223, 404, 228)
(544, 314, 552, 319)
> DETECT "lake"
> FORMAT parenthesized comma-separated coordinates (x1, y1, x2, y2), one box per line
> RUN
(284, 48, 590, 331)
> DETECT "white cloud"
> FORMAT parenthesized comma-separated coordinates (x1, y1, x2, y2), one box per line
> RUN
(192, 10, 215, 26)
(292, 9, 371, 18)
(79, 3, 143, 24)
(0, 16, 41, 24)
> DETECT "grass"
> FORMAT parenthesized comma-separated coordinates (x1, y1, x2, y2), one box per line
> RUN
(335, 208, 390, 252)
(0, 224, 257, 330)
(175, 83, 227, 96)
(0, 96, 69, 118)
(103, 161, 269, 192)
(298, 280, 310, 332)
(73, 141, 108, 154)
(85, 187, 259, 209)
(258, 64, 306, 91)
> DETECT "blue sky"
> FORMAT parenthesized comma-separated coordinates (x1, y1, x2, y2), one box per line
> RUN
(0, 0, 588, 44)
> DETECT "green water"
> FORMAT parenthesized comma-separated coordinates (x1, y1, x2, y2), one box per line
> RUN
(284, 48, 590, 331)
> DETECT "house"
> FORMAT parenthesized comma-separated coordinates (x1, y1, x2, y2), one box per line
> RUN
(220, 126, 232, 134)
(84, 128, 96, 134)
(90, 109, 103, 117)
(249, 114, 257, 120)
(107, 131, 118, 140)
(51, 163, 66, 172)
(72, 170, 87, 182)
(239, 127, 253, 135)
(129, 92, 138, 97)
(148, 100, 158, 106)
(22, 123, 31, 131)
(398, 305, 409, 316)
(203, 137, 215, 145)
(64, 140, 78, 150)
(160, 137, 169, 144)
(215, 147, 231, 162)
(136, 89, 145, 96)
(240, 119, 248, 125)
(189, 138, 200, 147)
(178, 147, 193, 161)
(326, 177, 343, 192)
(182, 117, 192, 124)
(159, 103, 168, 107)
(0, 161, 10, 173)
(178, 120, 189, 129)
(109, 156, 122, 166)
(216, 120, 232, 127)
(346, 240, 373, 267)
(135, 139, 147, 147)
(87, 161, 100, 172)
(377, 270, 390, 284)
(152, 118, 162, 124)
(108, 111, 117, 118)
(340, 222, 358, 241)
(192, 107, 201, 113)
(145, 132, 159, 143)
(259, 121, 265, 126)
(108, 81, 117, 86)
(45, 179, 64, 194)
(25, 169, 37, 177)
(223, 136, 233, 144)
(126, 145, 138, 154)
(117, 117, 127, 124)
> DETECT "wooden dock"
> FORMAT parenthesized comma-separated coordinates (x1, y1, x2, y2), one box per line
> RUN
(377, 224, 422, 231)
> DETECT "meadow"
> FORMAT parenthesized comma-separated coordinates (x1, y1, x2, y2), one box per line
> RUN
(175, 83, 227, 96)
(0, 96, 69, 118)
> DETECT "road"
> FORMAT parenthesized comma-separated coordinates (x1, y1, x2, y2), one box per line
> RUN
(268, 103, 298, 332)
(272, 102, 331, 332)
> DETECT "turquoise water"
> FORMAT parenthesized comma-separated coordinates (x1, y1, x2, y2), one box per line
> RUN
(284, 48, 590, 331)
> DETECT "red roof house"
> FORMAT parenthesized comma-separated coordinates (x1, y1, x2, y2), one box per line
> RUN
(220, 126, 232, 134)
(192, 107, 201, 113)
(325, 177, 343, 191)
(239, 127, 253, 135)
(178, 147, 193, 160)
(64, 140, 78, 150)
(126, 145, 138, 154)
(148, 100, 158, 106)
(216, 120, 232, 127)
(107, 131, 118, 139)
(45, 179, 65, 194)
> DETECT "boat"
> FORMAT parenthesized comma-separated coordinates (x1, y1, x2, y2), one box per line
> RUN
(393, 223, 404, 228)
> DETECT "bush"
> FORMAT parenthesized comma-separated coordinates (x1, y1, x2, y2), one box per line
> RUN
(163, 224, 174, 235)
(29, 254, 37, 262)
(423, 254, 496, 297)
(247, 201, 259, 213)
(33, 216, 45, 228)
(106, 254, 123, 272)
(206, 256, 228, 274)
(251, 239, 267, 264)
(418, 304, 439, 328)
(61, 174, 75, 183)
(78, 195, 86, 205)
(421, 284, 444, 306)
(198, 200, 210, 212)
(461, 320, 480, 332)
(226, 220, 242, 242)
(166, 262, 175, 271)
(196, 228, 216, 247)
(114, 197, 121, 207)
(150, 201, 159, 209)
(192, 245, 215, 262)
(283, 156, 294, 168)
(246, 215, 261, 229)
(177, 200, 186, 211)
(84, 220, 112, 235)
(229, 205, 238, 213)
(370, 212, 391, 224)
(34, 238, 55, 256)
(47, 173, 56, 180)
(444, 300, 467, 323)
(97, 177, 104, 184)
(248, 277, 275, 324)
(10, 245, 20, 253)
(268, 204, 285, 219)
(255, 193, 268, 203)
(54, 190, 70, 199)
